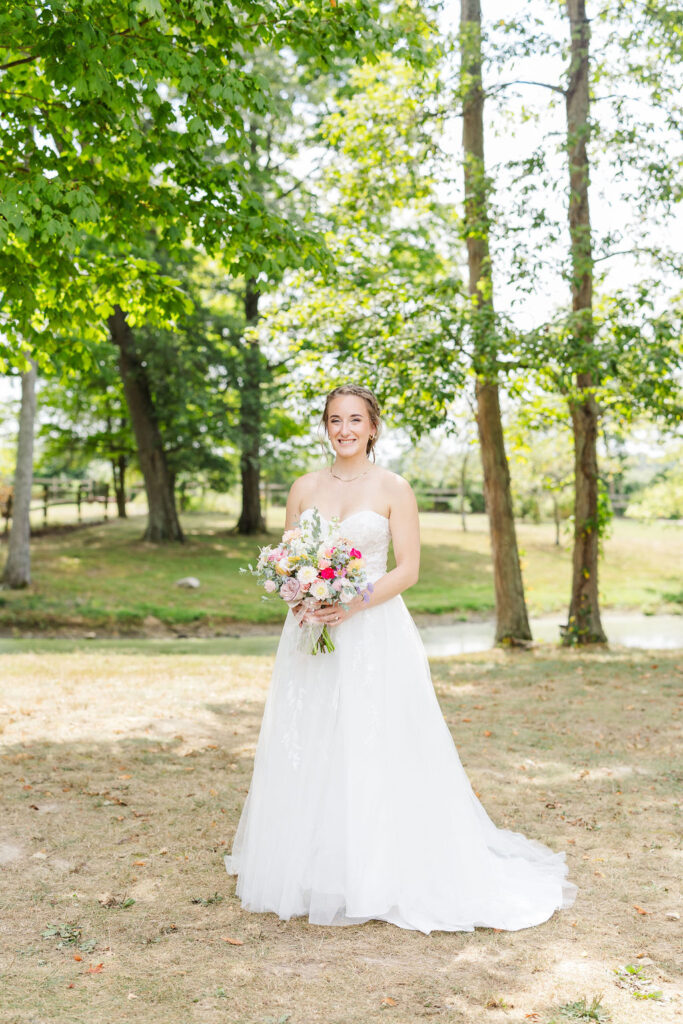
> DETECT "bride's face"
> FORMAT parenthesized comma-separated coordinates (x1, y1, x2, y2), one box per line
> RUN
(326, 395, 373, 459)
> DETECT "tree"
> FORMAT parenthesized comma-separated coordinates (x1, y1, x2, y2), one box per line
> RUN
(1, 1, 405, 349)
(459, 0, 532, 642)
(1, 358, 37, 588)
(236, 279, 266, 533)
(491, 0, 682, 641)
(2, 2, 423, 542)
(562, 0, 606, 641)
(107, 305, 184, 541)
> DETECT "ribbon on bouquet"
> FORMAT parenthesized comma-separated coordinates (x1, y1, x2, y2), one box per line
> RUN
(290, 601, 335, 655)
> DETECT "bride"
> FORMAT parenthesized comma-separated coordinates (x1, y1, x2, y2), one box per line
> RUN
(225, 383, 577, 933)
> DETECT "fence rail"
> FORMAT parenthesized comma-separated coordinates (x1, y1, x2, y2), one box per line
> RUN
(1, 478, 110, 534)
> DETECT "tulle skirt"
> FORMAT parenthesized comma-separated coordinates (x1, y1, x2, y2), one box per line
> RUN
(225, 595, 577, 933)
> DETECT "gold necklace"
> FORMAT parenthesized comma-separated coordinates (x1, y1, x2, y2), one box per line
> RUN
(329, 464, 371, 483)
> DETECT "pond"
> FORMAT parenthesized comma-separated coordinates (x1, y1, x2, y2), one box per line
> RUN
(419, 612, 683, 657)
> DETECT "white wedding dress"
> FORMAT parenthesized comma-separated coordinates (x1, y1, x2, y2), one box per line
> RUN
(225, 508, 577, 933)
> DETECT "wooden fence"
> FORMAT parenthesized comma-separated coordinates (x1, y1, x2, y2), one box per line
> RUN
(1, 478, 110, 535)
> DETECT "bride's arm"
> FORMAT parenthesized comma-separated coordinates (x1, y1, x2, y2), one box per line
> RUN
(284, 477, 306, 530)
(313, 476, 420, 623)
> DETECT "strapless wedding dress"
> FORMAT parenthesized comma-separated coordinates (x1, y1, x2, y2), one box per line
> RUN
(225, 508, 577, 933)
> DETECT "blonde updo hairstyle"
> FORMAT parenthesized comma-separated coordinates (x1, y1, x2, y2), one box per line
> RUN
(321, 384, 382, 461)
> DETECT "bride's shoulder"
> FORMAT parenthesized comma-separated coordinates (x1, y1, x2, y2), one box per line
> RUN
(374, 467, 416, 505)
(374, 465, 413, 491)
(287, 468, 326, 502)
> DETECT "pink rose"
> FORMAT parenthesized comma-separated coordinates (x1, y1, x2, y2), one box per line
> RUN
(280, 577, 301, 603)
(319, 567, 335, 580)
(263, 579, 277, 593)
(332, 579, 344, 591)
(318, 558, 331, 570)
(350, 548, 361, 559)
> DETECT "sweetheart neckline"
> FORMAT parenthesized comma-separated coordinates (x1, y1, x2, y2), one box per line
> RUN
(298, 506, 390, 527)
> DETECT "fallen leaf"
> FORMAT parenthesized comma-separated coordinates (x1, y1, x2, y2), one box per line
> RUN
(86, 963, 104, 974)
(461, 717, 471, 723)
(483, 730, 492, 737)
(633, 905, 650, 915)
(73, 954, 83, 962)
(221, 936, 244, 945)
(67, 982, 75, 989)
(380, 996, 398, 1006)
(133, 860, 146, 866)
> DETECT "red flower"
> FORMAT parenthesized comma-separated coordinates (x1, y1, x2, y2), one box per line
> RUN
(350, 548, 362, 558)
(320, 567, 335, 579)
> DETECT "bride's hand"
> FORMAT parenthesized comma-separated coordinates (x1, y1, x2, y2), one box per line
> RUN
(310, 596, 364, 626)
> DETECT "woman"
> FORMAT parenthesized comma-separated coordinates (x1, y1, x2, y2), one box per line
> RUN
(225, 384, 577, 933)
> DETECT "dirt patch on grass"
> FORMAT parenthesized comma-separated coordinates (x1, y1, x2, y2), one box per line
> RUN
(0, 646, 680, 1024)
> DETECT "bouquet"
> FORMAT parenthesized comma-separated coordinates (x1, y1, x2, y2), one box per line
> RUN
(241, 507, 373, 654)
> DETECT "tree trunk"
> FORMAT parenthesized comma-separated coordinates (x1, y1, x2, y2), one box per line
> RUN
(112, 451, 127, 519)
(460, 0, 531, 643)
(553, 494, 560, 546)
(108, 305, 184, 543)
(237, 278, 266, 535)
(2, 359, 37, 588)
(460, 451, 468, 532)
(564, 0, 606, 643)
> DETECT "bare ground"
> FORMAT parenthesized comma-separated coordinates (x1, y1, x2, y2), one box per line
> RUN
(0, 645, 680, 1024)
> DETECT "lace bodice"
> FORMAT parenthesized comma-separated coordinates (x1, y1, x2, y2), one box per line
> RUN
(298, 507, 391, 583)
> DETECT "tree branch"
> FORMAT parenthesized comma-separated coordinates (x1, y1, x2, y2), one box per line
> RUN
(593, 247, 647, 263)
(0, 20, 152, 72)
(488, 79, 565, 97)
(0, 54, 38, 71)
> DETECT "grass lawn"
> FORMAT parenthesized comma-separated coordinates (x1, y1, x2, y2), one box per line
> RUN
(0, 644, 679, 1023)
(0, 509, 680, 634)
